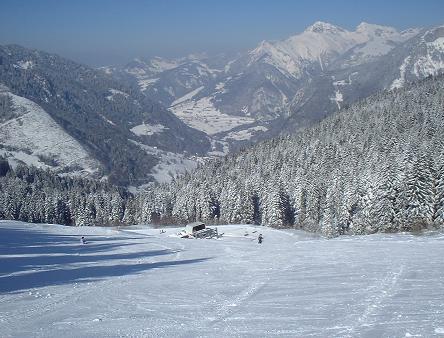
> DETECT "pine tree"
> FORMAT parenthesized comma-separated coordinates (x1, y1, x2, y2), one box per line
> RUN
(400, 153, 434, 231)
(434, 164, 444, 224)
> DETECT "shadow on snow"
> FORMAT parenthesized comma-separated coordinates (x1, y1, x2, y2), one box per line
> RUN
(0, 224, 211, 293)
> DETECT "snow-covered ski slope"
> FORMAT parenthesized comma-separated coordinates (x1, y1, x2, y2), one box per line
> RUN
(1, 221, 444, 337)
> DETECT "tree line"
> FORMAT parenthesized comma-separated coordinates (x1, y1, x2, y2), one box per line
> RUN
(0, 159, 128, 226)
(135, 75, 444, 236)
(2, 75, 444, 237)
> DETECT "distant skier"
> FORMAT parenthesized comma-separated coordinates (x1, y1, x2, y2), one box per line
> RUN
(258, 234, 263, 244)
(80, 236, 86, 244)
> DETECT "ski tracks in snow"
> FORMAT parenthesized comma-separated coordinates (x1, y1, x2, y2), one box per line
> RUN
(208, 279, 268, 325)
(2, 276, 105, 332)
(2, 228, 185, 333)
(339, 264, 405, 336)
(207, 260, 298, 326)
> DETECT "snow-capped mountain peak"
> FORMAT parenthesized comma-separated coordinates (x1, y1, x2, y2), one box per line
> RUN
(304, 21, 345, 34)
(422, 25, 444, 43)
(356, 22, 398, 37)
(248, 40, 303, 78)
(356, 22, 419, 42)
(247, 22, 361, 77)
(247, 21, 422, 77)
(102, 21, 444, 160)
(283, 23, 359, 59)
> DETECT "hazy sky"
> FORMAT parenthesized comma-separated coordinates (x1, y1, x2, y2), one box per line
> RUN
(1, 0, 443, 66)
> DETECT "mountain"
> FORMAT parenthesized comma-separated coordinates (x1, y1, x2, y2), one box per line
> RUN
(136, 75, 444, 236)
(0, 45, 211, 185)
(3, 23, 441, 186)
(106, 22, 444, 152)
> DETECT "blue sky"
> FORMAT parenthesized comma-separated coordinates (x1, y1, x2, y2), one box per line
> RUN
(1, 0, 443, 66)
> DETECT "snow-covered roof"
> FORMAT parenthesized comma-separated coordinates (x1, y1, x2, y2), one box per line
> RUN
(186, 221, 205, 227)
(185, 222, 206, 232)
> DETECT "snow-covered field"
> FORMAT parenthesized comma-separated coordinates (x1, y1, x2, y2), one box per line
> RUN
(222, 126, 268, 141)
(1, 221, 444, 337)
(130, 123, 167, 137)
(169, 97, 255, 135)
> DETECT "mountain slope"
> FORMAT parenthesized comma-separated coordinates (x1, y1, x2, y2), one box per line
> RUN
(0, 45, 211, 185)
(0, 85, 100, 176)
(107, 22, 444, 152)
(137, 75, 444, 236)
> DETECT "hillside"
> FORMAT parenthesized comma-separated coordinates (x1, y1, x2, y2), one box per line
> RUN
(137, 75, 444, 236)
(0, 45, 210, 185)
(0, 160, 127, 226)
(107, 22, 444, 152)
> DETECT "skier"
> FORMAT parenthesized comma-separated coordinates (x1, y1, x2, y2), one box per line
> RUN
(258, 234, 263, 244)
(80, 236, 86, 244)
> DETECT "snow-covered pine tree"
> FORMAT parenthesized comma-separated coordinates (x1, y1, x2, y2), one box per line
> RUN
(434, 163, 444, 224)
(400, 152, 434, 231)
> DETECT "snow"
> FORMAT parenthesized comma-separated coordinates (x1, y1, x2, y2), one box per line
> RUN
(330, 90, 343, 109)
(170, 86, 204, 106)
(207, 139, 230, 157)
(0, 149, 51, 170)
(248, 41, 303, 78)
(388, 30, 444, 85)
(147, 57, 179, 73)
(105, 88, 129, 101)
(150, 153, 199, 183)
(318, 55, 324, 71)
(413, 54, 444, 78)
(14, 60, 35, 70)
(215, 82, 227, 94)
(99, 114, 116, 126)
(333, 72, 357, 87)
(126, 57, 178, 77)
(99, 66, 113, 75)
(356, 22, 419, 43)
(194, 62, 220, 76)
(169, 97, 255, 135)
(279, 23, 361, 60)
(353, 24, 419, 60)
(1, 221, 444, 337)
(138, 78, 159, 91)
(224, 59, 236, 73)
(164, 86, 175, 97)
(248, 21, 420, 77)
(248, 23, 363, 77)
(129, 141, 200, 183)
(353, 38, 395, 58)
(125, 66, 147, 76)
(429, 37, 444, 52)
(130, 123, 167, 136)
(391, 56, 412, 90)
(333, 79, 348, 86)
(223, 126, 268, 141)
(341, 24, 419, 66)
(0, 91, 100, 176)
(412, 35, 444, 78)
